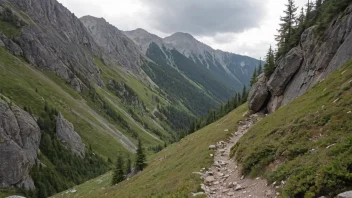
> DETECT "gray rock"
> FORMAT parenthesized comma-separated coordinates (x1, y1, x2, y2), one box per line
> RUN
(80, 16, 145, 73)
(6, 0, 104, 88)
(70, 77, 83, 93)
(0, 33, 22, 56)
(267, 47, 303, 96)
(0, 39, 4, 47)
(56, 113, 85, 156)
(0, 99, 40, 190)
(267, 95, 283, 114)
(337, 191, 352, 198)
(248, 73, 269, 112)
(281, 6, 352, 107)
(248, 5, 352, 113)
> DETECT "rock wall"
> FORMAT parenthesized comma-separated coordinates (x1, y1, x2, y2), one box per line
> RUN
(56, 112, 85, 157)
(0, 0, 104, 90)
(0, 98, 40, 190)
(249, 5, 352, 113)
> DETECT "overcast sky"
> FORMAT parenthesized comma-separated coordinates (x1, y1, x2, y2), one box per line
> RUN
(58, 0, 306, 59)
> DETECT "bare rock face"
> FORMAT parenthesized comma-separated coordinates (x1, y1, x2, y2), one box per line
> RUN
(267, 47, 303, 96)
(248, 5, 352, 113)
(80, 16, 145, 74)
(337, 191, 352, 198)
(1, 0, 104, 88)
(56, 113, 85, 157)
(0, 33, 23, 56)
(0, 99, 41, 190)
(248, 74, 269, 112)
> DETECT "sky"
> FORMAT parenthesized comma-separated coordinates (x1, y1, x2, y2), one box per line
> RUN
(57, 0, 307, 59)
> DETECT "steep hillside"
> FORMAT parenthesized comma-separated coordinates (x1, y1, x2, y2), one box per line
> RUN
(80, 16, 145, 73)
(52, 105, 249, 198)
(248, 3, 352, 114)
(164, 32, 260, 87)
(0, 0, 261, 197)
(234, 59, 352, 197)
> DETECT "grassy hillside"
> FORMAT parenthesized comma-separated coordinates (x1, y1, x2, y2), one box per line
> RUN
(0, 47, 129, 159)
(52, 104, 249, 198)
(232, 59, 352, 197)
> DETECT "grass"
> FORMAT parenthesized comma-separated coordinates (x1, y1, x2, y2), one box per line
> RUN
(0, 20, 21, 38)
(0, 47, 129, 161)
(52, 104, 249, 198)
(232, 59, 352, 197)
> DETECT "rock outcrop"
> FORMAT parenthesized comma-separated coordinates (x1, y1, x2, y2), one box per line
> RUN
(248, 74, 269, 112)
(56, 113, 85, 157)
(248, 5, 352, 113)
(80, 16, 145, 73)
(0, 0, 103, 90)
(0, 98, 41, 190)
(337, 191, 352, 198)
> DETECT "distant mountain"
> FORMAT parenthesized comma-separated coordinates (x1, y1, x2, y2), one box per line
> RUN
(125, 29, 262, 90)
(80, 16, 145, 73)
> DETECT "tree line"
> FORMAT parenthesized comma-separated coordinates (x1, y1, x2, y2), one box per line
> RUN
(111, 139, 147, 185)
(187, 86, 250, 135)
(26, 103, 109, 198)
(259, 0, 352, 79)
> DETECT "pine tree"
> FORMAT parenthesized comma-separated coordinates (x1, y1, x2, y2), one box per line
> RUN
(264, 46, 276, 77)
(250, 68, 258, 86)
(257, 58, 263, 75)
(126, 157, 132, 174)
(241, 86, 247, 104)
(276, 0, 298, 56)
(111, 155, 125, 185)
(135, 139, 147, 171)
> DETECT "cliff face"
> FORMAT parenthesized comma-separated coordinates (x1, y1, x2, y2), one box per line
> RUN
(0, 0, 104, 91)
(0, 98, 41, 190)
(80, 16, 145, 74)
(249, 5, 352, 113)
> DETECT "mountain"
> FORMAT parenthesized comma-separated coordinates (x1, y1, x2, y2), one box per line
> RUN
(49, 2, 352, 198)
(0, 0, 260, 196)
(125, 29, 261, 90)
(80, 16, 145, 73)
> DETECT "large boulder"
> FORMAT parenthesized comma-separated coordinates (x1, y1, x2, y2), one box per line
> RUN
(337, 191, 352, 198)
(267, 47, 303, 96)
(0, 98, 41, 190)
(248, 74, 269, 112)
(56, 113, 85, 157)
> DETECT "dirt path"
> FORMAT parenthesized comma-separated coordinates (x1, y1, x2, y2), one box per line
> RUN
(202, 113, 279, 198)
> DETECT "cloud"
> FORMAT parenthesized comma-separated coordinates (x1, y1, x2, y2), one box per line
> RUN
(57, 0, 307, 58)
(143, 0, 268, 36)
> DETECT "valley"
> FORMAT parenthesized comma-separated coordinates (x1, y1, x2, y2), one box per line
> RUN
(1, 0, 352, 198)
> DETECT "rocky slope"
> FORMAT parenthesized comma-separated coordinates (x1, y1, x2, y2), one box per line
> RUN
(249, 4, 352, 113)
(0, 0, 104, 91)
(56, 112, 85, 157)
(0, 98, 40, 190)
(80, 16, 145, 73)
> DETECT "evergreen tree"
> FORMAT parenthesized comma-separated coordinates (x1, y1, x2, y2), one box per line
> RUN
(264, 46, 276, 77)
(111, 155, 125, 185)
(276, 0, 298, 56)
(135, 139, 147, 171)
(241, 86, 247, 103)
(250, 68, 258, 86)
(126, 157, 132, 174)
(257, 58, 263, 75)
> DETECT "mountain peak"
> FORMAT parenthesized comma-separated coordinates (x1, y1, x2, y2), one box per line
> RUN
(163, 32, 212, 57)
(166, 32, 195, 40)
